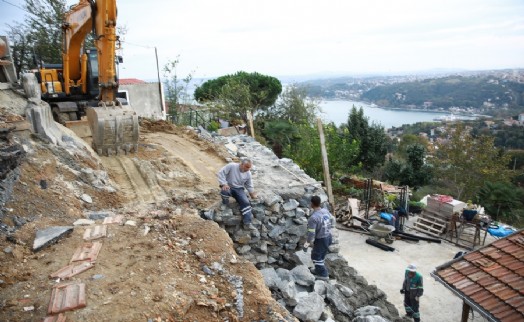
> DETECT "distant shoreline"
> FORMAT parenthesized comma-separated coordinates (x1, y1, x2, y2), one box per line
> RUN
(324, 99, 474, 116)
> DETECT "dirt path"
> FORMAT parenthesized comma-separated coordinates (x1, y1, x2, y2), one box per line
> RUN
(145, 132, 226, 188)
(100, 156, 164, 204)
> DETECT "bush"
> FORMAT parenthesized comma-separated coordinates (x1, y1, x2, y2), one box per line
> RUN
(207, 120, 220, 132)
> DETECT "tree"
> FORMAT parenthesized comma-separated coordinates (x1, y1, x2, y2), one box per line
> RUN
(384, 144, 433, 189)
(6, 0, 67, 71)
(343, 106, 388, 172)
(477, 181, 524, 223)
(282, 123, 359, 181)
(262, 84, 320, 124)
(262, 120, 296, 158)
(432, 124, 512, 200)
(163, 57, 194, 118)
(194, 71, 282, 125)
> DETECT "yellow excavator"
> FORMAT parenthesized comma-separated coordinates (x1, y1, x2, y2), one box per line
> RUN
(23, 0, 139, 155)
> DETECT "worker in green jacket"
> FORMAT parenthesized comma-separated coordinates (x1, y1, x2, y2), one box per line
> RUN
(401, 264, 423, 322)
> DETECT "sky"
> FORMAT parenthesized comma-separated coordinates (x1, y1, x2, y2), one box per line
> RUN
(1, 0, 524, 82)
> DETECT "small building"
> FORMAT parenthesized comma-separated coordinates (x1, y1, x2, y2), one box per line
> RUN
(432, 229, 524, 321)
(518, 113, 524, 124)
(119, 78, 165, 120)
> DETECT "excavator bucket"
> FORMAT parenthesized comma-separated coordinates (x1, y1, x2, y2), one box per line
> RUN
(86, 102, 139, 155)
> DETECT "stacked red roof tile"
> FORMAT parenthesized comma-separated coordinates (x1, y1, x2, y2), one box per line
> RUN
(435, 230, 524, 321)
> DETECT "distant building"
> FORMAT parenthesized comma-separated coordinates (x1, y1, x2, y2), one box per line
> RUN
(519, 113, 524, 124)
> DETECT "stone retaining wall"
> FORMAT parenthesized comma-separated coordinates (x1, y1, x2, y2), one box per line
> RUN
(204, 134, 406, 322)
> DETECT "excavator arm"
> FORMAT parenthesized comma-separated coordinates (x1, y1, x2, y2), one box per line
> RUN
(61, 0, 138, 155)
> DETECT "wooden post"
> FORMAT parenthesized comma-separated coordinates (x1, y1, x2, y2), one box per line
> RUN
(317, 117, 335, 209)
(461, 301, 471, 322)
(247, 111, 255, 139)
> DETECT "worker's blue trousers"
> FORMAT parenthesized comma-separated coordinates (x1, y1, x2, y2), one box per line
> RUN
(220, 187, 252, 224)
(311, 235, 332, 277)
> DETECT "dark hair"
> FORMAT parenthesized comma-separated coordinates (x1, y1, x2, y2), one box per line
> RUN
(311, 195, 321, 207)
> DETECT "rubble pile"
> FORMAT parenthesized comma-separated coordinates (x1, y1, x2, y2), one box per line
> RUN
(204, 134, 405, 322)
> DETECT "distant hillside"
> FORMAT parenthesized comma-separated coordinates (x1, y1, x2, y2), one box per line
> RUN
(361, 76, 524, 110)
(297, 70, 524, 115)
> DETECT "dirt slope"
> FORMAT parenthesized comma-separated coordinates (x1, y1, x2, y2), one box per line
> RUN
(0, 118, 291, 321)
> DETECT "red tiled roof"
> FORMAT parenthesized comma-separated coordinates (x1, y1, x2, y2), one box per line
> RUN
(433, 230, 524, 321)
(119, 78, 145, 85)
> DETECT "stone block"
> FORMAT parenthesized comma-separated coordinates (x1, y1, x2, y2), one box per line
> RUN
(277, 279, 297, 306)
(260, 267, 281, 290)
(286, 223, 306, 236)
(292, 292, 325, 322)
(283, 199, 300, 211)
(326, 283, 353, 316)
(351, 316, 389, 322)
(354, 306, 381, 317)
(296, 208, 306, 218)
(292, 250, 314, 267)
(336, 283, 354, 297)
(314, 280, 327, 296)
(268, 225, 286, 238)
(283, 211, 296, 218)
(276, 268, 294, 282)
(291, 265, 316, 286)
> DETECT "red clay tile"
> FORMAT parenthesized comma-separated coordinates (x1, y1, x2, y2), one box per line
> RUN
(103, 215, 124, 225)
(444, 272, 465, 284)
(486, 283, 509, 294)
(469, 271, 489, 281)
(500, 273, 521, 284)
(70, 241, 102, 263)
(452, 261, 472, 270)
(43, 314, 66, 322)
(462, 266, 479, 275)
(500, 311, 524, 322)
(437, 268, 457, 278)
(477, 276, 498, 287)
(492, 304, 512, 315)
(494, 239, 512, 247)
(48, 282, 86, 314)
(499, 289, 520, 301)
(482, 298, 503, 311)
(50, 261, 94, 279)
(483, 263, 502, 272)
(506, 295, 524, 308)
(455, 279, 474, 290)
(83, 225, 107, 241)
(473, 257, 495, 267)
(464, 252, 483, 261)
(471, 289, 493, 303)
(462, 284, 483, 296)
(505, 245, 521, 254)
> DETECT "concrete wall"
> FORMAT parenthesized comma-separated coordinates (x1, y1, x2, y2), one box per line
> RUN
(120, 83, 165, 120)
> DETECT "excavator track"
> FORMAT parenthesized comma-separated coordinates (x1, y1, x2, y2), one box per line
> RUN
(101, 156, 167, 204)
(86, 102, 139, 156)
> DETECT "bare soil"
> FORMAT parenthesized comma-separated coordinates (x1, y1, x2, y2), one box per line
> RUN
(0, 120, 291, 321)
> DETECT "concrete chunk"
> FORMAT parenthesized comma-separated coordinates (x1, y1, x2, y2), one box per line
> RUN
(33, 226, 74, 252)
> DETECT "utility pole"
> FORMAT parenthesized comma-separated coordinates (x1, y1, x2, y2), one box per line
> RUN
(154, 47, 165, 118)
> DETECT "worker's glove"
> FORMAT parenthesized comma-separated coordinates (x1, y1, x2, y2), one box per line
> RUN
(415, 297, 420, 302)
(400, 289, 405, 294)
(303, 242, 310, 252)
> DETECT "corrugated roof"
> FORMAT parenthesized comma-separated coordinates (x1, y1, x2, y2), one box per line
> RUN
(432, 229, 524, 321)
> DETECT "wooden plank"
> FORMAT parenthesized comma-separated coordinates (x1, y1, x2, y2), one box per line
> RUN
(414, 222, 444, 234)
(412, 225, 443, 238)
(317, 117, 334, 208)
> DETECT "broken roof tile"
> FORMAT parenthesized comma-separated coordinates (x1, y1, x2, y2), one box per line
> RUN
(103, 215, 124, 225)
(83, 225, 107, 241)
(43, 314, 66, 322)
(70, 241, 102, 263)
(50, 261, 94, 279)
(47, 282, 86, 314)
